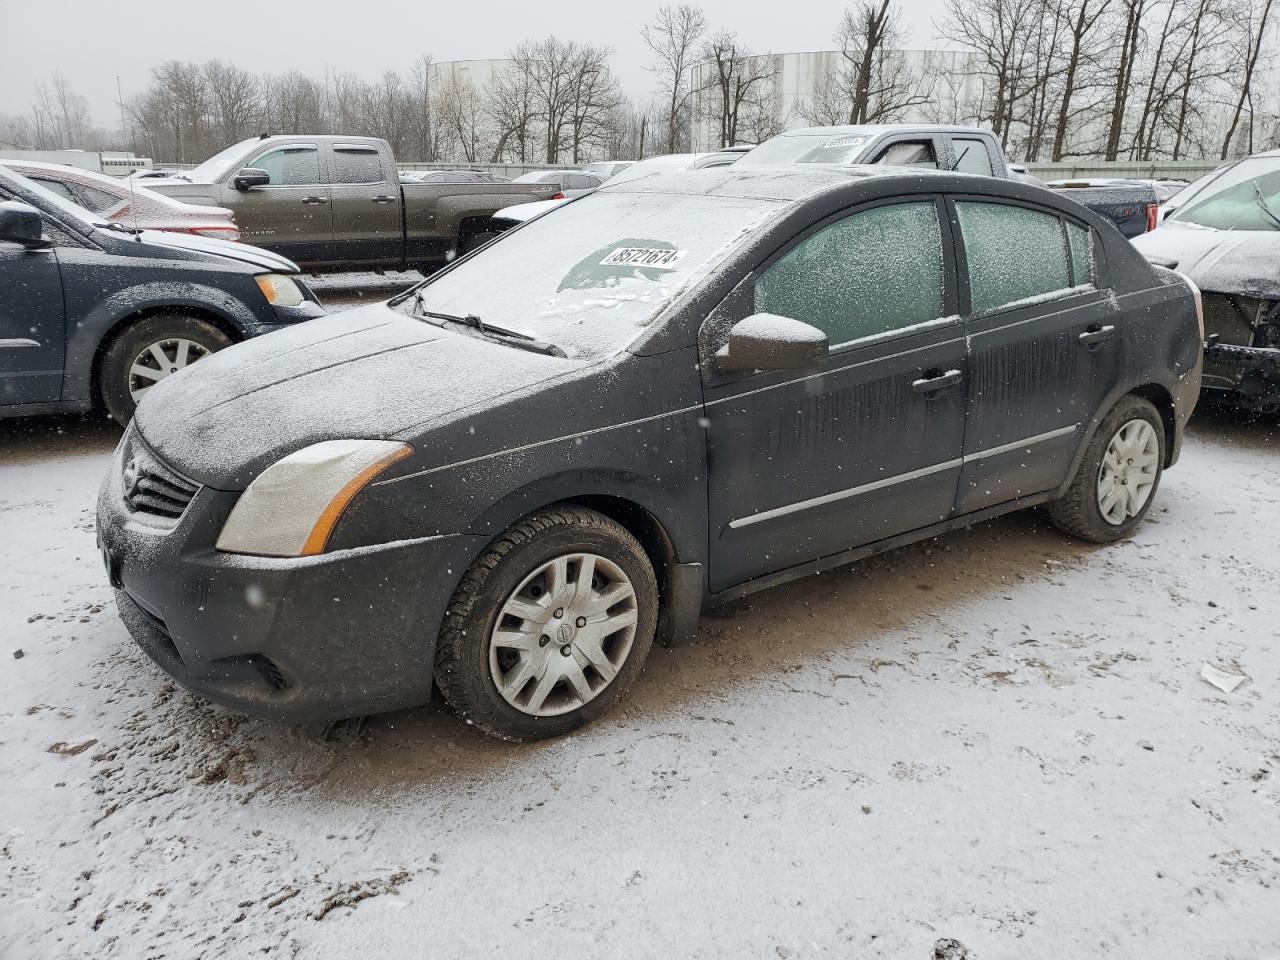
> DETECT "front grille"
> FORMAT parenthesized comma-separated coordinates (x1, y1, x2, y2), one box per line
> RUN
(1201, 293, 1262, 347)
(122, 433, 200, 525)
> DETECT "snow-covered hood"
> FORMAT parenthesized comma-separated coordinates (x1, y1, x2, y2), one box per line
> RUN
(133, 303, 579, 489)
(1131, 223, 1280, 299)
(133, 229, 298, 273)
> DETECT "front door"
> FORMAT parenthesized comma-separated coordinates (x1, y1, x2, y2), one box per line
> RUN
(0, 232, 65, 405)
(950, 198, 1120, 513)
(703, 198, 968, 592)
(325, 143, 402, 266)
(229, 143, 332, 265)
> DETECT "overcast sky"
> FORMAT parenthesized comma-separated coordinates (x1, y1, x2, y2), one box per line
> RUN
(0, 0, 947, 127)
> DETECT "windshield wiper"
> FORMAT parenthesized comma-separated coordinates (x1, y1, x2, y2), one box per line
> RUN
(412, 292, 565, 357)
(1253, 183, 1280, 230)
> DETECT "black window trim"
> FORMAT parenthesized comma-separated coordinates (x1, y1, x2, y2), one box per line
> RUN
(945, 194, 1107, 323)
(700, 193, 961, 365)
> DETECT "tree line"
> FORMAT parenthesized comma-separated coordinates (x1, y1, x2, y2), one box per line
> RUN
(1, 0, 1276, 165)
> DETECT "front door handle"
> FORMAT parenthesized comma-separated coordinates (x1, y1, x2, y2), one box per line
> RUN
(911, 368, 963, 394)
(1079, 324, 1116, 349)
(300, 196, 327, 205)
(371, 195, 396, 203)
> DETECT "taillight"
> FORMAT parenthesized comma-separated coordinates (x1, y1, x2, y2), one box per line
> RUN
(1145, 203, 1159, 233)
(548, 192, 564, 200)
(1178, 271, 1204, 339)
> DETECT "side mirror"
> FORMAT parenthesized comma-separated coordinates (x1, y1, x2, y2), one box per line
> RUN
(715, 313, 828, 372)
(0, 201, 51, 249)
(233, 167, 271, 191)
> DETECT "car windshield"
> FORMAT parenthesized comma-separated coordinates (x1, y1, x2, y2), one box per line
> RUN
(186, 139, 257, 182)
(1170, 156, 1280, 231)
(736, 133, 872, 166)
(407, 191, 781, 359)
(0, 168, 104, 229)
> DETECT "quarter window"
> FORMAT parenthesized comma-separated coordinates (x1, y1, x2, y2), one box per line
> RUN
(1066, 221, 1094, 285)
(251, 146, 321, 186)
(334, 148, 384, 184)
(956, 201, 1072, 314)
(755, 201, 946, 346)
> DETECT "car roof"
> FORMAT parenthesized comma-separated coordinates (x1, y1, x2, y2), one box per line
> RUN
(603, 163, 940, 202)
(775, 124, 993, 138)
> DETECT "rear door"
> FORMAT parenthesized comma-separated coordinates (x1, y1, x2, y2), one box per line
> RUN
(0, 208, 65, 405)
(703, 197, 968, 591)
(950, 197, 1119, 514)
(326, 143, 402, 266)
(232, 142, 332, 264)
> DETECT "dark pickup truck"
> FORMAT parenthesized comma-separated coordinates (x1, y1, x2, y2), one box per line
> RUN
(145, 136, 557, 273)
(739, 125, 1160, 237)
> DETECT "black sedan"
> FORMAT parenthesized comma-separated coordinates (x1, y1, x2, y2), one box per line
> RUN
(0, 166, 324, 423)
(97, 165, 1202, 740)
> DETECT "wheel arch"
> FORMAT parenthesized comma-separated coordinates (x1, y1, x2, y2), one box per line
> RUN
(1127, 382, 1177, 467)
(88, 304, 245, 410)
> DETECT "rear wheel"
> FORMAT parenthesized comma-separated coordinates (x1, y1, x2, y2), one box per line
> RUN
(99, 314, 232, 424)
(1047, 395, 1165, 543)
(434, 506, 658, 741)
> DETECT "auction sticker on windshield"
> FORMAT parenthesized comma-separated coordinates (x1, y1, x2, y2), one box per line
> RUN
(600, 247, 687, 269)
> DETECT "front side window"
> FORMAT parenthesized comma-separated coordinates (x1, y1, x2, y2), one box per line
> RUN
(334, 148, 384, 185)
(29, 177, 77, 203)
(952, 139, 993, 176)
(755, 201, 946, 346)
(956, 201, 1072, 314)
(873, 141, 937, 169)
(251, 146, 321, 186)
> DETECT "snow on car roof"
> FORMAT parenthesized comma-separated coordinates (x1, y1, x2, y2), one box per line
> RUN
(601, 163, 937, 203)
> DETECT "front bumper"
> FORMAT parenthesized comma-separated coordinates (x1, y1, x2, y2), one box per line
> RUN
(96, 432, 485, 722)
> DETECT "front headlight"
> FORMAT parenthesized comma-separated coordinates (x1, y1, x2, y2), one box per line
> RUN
(255, 272, 306, 307)
(216, 440, 412, 557)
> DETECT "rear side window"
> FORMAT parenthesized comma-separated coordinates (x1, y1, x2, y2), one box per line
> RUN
(756, 201, 946, 345)
(1066, 221, 1094, 285)
(334, 148, 384, 184)
(77, 184, 123, 214)
(252, 146, 321, 185)
(873, 141, 937, 169)
(956, 201, 1072, 314)
(952, 139, 993, 177)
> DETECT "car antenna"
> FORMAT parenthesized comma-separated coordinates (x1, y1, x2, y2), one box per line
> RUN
(127, 163, 142, 241)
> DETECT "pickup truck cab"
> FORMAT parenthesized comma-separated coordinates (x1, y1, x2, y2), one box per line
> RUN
(740, 125, 1160, 237)
(146, 136, 557, 273)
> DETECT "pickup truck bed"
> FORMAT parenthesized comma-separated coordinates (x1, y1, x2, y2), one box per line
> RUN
(147, 136, 556, 273)
(1046, 182, 1160, 238)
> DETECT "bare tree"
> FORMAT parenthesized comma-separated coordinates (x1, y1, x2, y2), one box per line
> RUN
(204, 61, 260, 144)
(698, 31, 777, 147)
(1220, 0, 1276, 157)
(641, 5, 707, 152)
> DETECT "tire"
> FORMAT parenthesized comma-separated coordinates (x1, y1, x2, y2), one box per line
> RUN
(435, 506, 659, 741)
(458, 229, 501, 254)
(1047, 394, 1165, 543)
(99, 313, 233, 425)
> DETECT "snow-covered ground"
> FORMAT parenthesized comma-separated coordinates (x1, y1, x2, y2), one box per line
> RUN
(2, 287, 1277, 956)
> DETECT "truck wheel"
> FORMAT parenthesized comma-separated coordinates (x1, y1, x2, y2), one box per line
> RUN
(1047, 395, 1165, 543)
(99, 313, 232, 425)
(458, 226, 501, 254)
(435, 506, 659, 741)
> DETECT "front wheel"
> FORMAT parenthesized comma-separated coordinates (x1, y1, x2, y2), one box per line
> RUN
(434, 506, 659, 741)
(1047, 395, 1165, 543)
(99, 313, 232, 424)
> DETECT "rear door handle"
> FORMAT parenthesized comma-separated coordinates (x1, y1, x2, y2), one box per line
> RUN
(371, 195, 396, 203)
(300, 196, 327, 205)
(911, 368, 963, 394)
(1079, 324, 1116, 349)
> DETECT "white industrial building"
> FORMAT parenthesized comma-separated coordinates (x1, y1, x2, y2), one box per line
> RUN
(689, 49, 982, 151)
